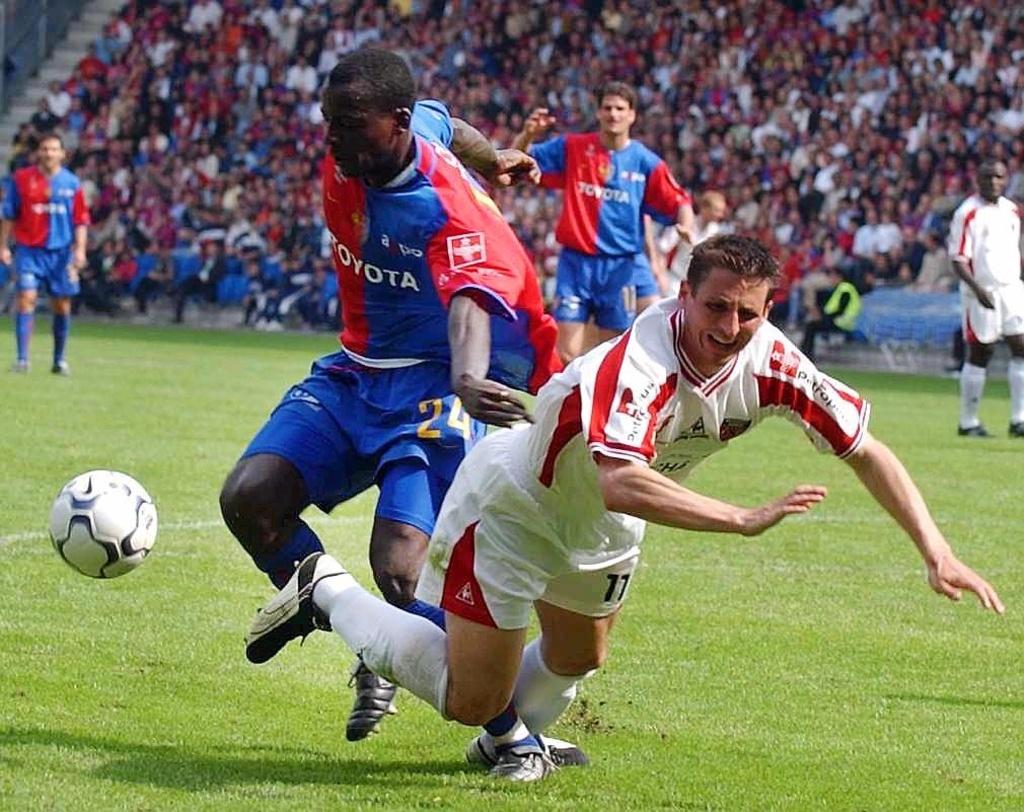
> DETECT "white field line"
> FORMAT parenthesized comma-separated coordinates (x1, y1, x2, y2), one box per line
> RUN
(0, 513, 367, 549)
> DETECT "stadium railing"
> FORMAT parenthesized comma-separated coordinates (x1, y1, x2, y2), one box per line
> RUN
(854, 289, 960, 372)
(1, 0, 89, 114)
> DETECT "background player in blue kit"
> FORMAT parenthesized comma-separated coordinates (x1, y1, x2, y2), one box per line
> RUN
(220, 49, 561, 743)
(1, 133, 90, 374)
(512, 83, 694, 362)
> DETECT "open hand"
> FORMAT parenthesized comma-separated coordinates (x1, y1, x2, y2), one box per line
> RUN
(926, 551, 1004, 614)
(454, 374, 533, 427)
(522, 108, 556, 140)
(740, 485, 828, 536)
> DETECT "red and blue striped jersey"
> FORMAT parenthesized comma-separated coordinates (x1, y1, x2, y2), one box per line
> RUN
(1, 166, 90, 249)
(530, 132, 690, 256)
(323, 100, 560, 394)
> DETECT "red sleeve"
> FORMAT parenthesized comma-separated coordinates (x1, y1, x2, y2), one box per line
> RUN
(424, 154, 535, 320)
(587, 330, 678, 463)
(72, 187, 91, 227)
(642, 161, 691, 221)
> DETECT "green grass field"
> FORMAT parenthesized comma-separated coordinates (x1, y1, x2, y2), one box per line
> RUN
(1, 318, 1021, 811)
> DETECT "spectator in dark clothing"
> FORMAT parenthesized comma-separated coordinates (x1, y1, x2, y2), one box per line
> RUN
(174, 240, 226, 323)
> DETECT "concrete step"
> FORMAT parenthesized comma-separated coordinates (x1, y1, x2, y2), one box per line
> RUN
(8, 104, 36, 122)
(37, 66, 76, 86)
(64, 30, 98, 50)
(80, 9, 111, 26)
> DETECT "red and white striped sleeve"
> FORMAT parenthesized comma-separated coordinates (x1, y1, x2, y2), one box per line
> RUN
(583, 330, 678, 464)
(948, 199, 977, 265)
(755, 339, 870, 458)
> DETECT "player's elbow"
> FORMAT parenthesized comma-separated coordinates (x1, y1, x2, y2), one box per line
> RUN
(597, 463, 636, 514)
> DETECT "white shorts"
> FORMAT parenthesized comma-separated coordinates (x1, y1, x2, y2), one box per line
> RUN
(962, 280, 1024, 344)
(416, 431, 642, 630)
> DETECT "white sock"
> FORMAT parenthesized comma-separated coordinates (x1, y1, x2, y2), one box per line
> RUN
(513, 637, 592, 735)
(1009, 358, 1024, 424)
(959, 363, 987, 428)
(313, 566, 450, 717)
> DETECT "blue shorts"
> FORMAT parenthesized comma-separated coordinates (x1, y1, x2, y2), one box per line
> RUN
(243, 351, 484, 535)
(553, 247, 645, 331)
(632, 252, 659, 299)
(15, 245, 79, 298)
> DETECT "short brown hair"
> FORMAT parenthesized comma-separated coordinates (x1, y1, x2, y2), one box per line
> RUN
(687, 235, 779, 291)
(596, 81, 636, 110)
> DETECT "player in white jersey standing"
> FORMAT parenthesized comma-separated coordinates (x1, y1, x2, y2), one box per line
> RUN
(245, 235, 1004, 782)
(948, 160, 1024, 437)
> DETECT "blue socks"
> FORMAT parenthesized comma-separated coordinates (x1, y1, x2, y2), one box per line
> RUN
(253, 521, 325, 588)
(15, 312, 32, 362)
(403, 598, 446, 630)
(52, 313, 69, 365)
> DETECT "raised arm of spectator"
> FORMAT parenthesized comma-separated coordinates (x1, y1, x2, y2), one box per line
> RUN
(844, 433, 1004, 612)
(510, 108, 556, 153)
(451, 117, 539, 186)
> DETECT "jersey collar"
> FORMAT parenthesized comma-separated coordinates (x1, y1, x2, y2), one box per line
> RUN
(668, 308, 739, 396)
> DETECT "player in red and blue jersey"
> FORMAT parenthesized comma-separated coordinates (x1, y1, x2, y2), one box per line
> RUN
(221, 50, 562, 749)
(1, 133, 90, 374)
(512, 83, 694, 363)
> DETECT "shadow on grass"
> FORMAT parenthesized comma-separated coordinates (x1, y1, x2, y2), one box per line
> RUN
(885, 693, 1024, 711)
(0, 726, 477, 791)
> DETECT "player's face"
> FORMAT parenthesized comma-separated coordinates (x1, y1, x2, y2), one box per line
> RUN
(36, 138, 65, 174)
(321, 89, 409, 184)
(597, 95, 636, 138)
(678, 268, 772, 374)
(977, 162, 1007, 203)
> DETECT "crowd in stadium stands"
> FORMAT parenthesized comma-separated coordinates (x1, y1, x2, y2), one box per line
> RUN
(3, 0, 1024, 336)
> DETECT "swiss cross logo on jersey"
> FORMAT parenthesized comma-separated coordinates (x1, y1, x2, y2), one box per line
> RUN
(446, 232, 486, 269)
(615, 388, 643, 419)
(769, 340, 801, 378)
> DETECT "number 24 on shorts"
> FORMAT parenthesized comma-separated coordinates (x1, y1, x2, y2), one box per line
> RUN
(417, 397, 473, 440)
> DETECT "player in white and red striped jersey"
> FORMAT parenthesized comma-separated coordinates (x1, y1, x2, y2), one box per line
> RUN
(246, 235, 1004, 781)
(947, 159, 1024, 437)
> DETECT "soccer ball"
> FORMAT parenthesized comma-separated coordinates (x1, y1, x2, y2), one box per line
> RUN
(49, 470, 158, 578)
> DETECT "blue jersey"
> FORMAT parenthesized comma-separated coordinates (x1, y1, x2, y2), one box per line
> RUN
(324, 100, 559, 394)
(531, 132, 689, 256)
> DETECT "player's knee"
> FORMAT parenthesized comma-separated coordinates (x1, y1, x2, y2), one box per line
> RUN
(545, 644, 608, 676)
(219, 457, 301, 550)
(444, 690, 508, 727)
(370, 520, 429, 606)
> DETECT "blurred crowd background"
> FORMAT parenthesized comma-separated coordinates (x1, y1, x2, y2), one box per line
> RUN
(3, 0, 1023, 335)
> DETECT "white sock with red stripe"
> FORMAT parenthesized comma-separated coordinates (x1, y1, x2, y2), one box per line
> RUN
(313, 569, 450, 717)
(959, 363, 987, 428)
(1009, 358, 1024, 425)
(514, 637, 593, 734)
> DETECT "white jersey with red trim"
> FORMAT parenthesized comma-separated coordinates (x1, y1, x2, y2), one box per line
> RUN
(948, 194, 1021, 288)
(508, 298, 871, 566)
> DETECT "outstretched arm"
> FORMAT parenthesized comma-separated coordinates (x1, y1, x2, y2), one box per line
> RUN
(596, 454, 826, 535)
(451, 117, 539, 186)
(448, 293, 532, 426)
(510, 107, 556, 153)
(844, 433, 1004, 612)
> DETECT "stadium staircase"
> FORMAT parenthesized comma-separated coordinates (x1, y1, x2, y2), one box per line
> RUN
(0, 0, 123, 170)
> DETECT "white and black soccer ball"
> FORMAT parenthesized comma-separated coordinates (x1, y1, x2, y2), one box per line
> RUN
(49, 470, 158, 578)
